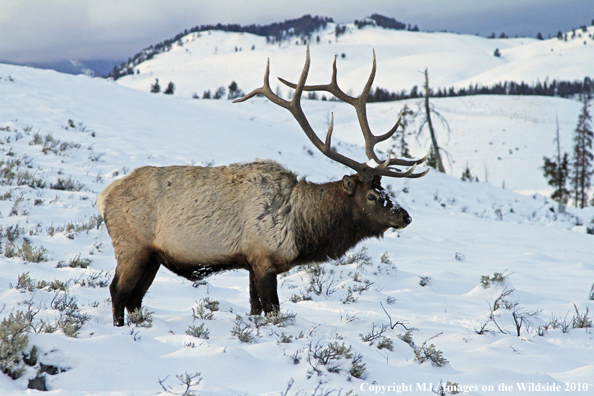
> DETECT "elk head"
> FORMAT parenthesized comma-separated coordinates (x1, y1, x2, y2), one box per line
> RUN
(234, 45, 428, 231)
(342, 173, 412, 234)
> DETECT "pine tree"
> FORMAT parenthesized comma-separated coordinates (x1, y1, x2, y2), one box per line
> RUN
(461, 164, 479, 182)
(163, 81, 175, 95)
(213, 86, 226, 99)
(542, 114, 571, 208)
(150, 78, 161, 93)
(227, 81, 245, 100)
(570, 97, 593, 208)
(543, 154, 570, 204)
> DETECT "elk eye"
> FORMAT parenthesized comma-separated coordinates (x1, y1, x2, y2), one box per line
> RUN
(367, 194, 377, 201)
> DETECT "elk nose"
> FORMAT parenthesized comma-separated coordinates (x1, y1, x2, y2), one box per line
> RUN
(402, 212, 412, 225)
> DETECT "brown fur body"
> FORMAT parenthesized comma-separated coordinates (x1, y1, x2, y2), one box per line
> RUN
(98, 160, 411, 325)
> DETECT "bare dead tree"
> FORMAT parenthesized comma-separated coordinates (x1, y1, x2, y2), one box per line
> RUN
(417, 68, 450, 173)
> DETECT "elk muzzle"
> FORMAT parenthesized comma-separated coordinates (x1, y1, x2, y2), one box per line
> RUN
(389, 206, 412, 230)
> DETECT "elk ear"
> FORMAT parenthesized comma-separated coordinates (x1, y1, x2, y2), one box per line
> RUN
(342, 175, 356, 195)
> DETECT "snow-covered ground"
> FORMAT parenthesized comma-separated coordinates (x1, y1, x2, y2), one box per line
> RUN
(1, 24, 594, 396)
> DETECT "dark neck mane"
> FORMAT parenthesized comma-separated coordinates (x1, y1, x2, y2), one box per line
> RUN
(290, 179, 381, 265)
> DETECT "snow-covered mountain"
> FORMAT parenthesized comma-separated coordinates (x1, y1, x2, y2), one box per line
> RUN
(116, 22, 594, 99)
(3, 59, 121, 77)
(0, 22, 593, 396)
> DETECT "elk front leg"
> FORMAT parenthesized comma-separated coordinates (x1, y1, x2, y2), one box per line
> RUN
(249, 258, 280, 314)
(249, 269, 263, 315)
(256, 271, 279, 314)
(125, 255, 161, 316)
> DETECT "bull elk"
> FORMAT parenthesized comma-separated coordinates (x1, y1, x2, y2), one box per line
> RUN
(98, 46, 428, 326)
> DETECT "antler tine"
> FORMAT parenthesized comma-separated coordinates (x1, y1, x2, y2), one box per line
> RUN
(233, 59, 290, 109)
(360, 49, 376, 103)
(325, 113, 335, 147)
(378, 163, 430, 178)
(374, 111, 402, 144)
(374, 152, 430, 177)
(388, 150, 431, 167)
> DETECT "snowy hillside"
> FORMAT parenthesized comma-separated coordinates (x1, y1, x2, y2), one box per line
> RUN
(115, 24, 594, 196)
(1, 29, 594, 396)
(116, 23, 594, 99)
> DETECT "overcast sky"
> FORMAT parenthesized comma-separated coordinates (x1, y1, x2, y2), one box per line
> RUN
(0, 0, 592, 63)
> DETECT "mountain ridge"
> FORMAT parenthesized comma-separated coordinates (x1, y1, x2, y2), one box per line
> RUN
(107, 14, 414, 79)
(113, 21, 594, 103)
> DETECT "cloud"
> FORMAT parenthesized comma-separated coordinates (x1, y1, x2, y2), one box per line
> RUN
(0, 0, 192, 62)
(0, 0, 591, 63)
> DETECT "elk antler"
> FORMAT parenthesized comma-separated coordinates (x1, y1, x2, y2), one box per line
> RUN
(233, 45, 428, 180)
